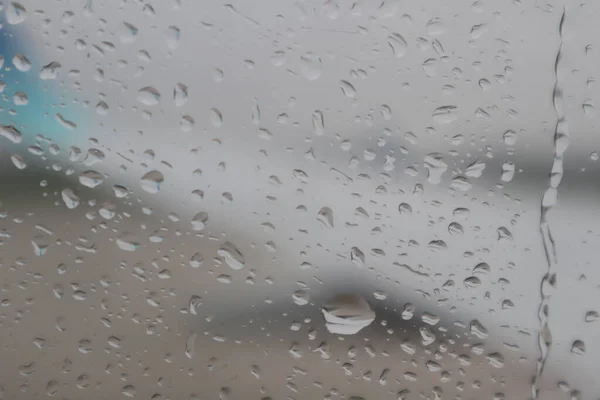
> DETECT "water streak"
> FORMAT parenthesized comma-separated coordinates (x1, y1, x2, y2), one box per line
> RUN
(533, 6, 568, 399)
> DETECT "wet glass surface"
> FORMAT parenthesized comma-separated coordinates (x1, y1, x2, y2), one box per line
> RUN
(0, 1, 598, 399)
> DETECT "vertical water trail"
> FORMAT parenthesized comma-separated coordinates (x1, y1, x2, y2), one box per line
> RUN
(532, 6, 568, 399)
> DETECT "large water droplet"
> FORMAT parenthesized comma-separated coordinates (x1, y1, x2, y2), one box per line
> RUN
(6, 2, 27, 25)
(39, 62, 61, 80)
(217, 242, 245, 270)
(465, 160, 486, 178)
(300, 53, 322, 81)
(432, 105, 458, 124)
(321, 294, 375, 335)
(116, 236, 140, 252)
(61, 189, 80, 209)
(312, 110, 325, 136)
(174, 83, 188, 107)
(12, 53, 31, 71)
(137, 86, 161, 106)
(317, 207, 334, 228)
(388, 33, 407, 57)
(424, 153, 447, 184)
(79, 170, 104, 188)
(340, 80, 356, 98)
(140, 170, 164, 194)
(166, 26, 181, 49)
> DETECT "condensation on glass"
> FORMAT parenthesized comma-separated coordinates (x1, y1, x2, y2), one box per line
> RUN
(0, 1, 598, 399)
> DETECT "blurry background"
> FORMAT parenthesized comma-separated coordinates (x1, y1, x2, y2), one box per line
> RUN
(0, 0, 599, 399)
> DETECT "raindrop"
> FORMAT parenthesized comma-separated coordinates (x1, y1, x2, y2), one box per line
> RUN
(350, 246, 365, 267)
(79, 170, 104, 188)
(191, 212, 209, 231)
(121, 385, 137, 398)
(166, 26, 181, 49)
(585, 311, 599, 322)
(398, 202, 412, 214)
(180, 115, 195, 132)
(120, 22, 139, 43)
(117, 236, 140, 252)
(486, 352, 505, 368)
(317, 207, 334, 228)
(217, 242, 245, 270)
(137, 86, 161, 106)
(12, 54, 31, 71)
(464, 276, 481, 288)
(501, 162, 515, 182)
(39, 61, 61, 80)
(174, 83, 188, 106)
(571, 340, 585, 355)
(10, 154, 26, 169)
(428, 240, 447, 252)
(469, 319, 488, 339)
(432, 106, 458, 124)
(402, 303, 415, 320)
(451, 176, 472, 191)
(270, 50, 286, 66)
(465, 160, 486, 178)
(61, 189, 80, 209)
(185, 332, 197, 359)
(448, 222, 464, 236)
(497, 226, 513, 241)
(140, 170, 164, 194)
(312, 110, 325, 136)
(424, 153, 447, 184)
(321, 294, 375, 335)
(503, 130, 518, 145)
(292, 289, 309, 306)
(300, 53, 322, 81)
(388, 33, 408, 57)
(209, 108, 223, 127)
(340, 80, 357, 98)
(6, 2, 27, 25)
